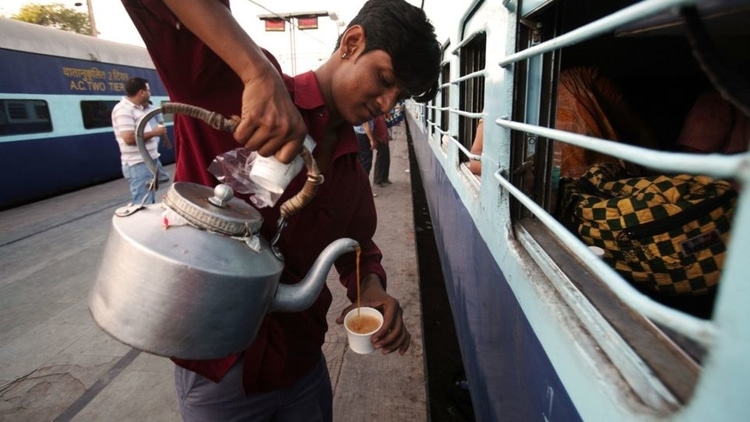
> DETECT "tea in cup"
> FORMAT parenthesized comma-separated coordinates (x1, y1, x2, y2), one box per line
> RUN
(344, 307, 383, 354)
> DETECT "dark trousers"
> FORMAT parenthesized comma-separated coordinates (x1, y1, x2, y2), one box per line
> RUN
(175, 356, 332, 421)
(357, 133, 373, 176)
(373, 141, 391, 184)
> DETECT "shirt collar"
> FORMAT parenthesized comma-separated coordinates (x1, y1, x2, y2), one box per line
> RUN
(288, 71, 358, 159)
(123, 96, 145, 110)
(292, 71, 325, 111)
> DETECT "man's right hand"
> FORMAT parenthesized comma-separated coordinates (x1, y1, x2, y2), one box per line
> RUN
(161, 0, 307, 165)
(233, 65, 307, 165)
(153, 125, 167, 137)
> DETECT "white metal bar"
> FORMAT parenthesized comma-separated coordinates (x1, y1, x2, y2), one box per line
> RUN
(426, 105, 450, 112)
(444, 133, 481, 161)
(498, 0, 698, 67)
(451, 109, 483, 119)
(451, 26, 487, 55)
(495, 117, 749, 179)
(450, 69, 487, 85)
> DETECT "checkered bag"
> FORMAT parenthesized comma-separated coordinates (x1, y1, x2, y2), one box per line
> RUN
(558, 162, 737, 296)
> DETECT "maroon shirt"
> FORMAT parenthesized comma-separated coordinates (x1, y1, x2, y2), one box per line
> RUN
(123, 0, 386, 393)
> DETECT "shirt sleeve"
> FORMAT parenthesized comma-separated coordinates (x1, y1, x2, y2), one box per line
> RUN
(112, 105, 136, 134)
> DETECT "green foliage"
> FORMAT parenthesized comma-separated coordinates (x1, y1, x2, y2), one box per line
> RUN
(12, 3, 93, 35)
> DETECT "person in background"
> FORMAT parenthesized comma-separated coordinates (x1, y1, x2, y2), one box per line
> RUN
(469, 67, 658, 179)
(469, 118, 484, 175)
(355, 118, 378, 178)
(554, 66, 659, 177)
(373, 114, 392, 186)
(676, 89, 749, 154)
(146, 99, 173, 184)
(111, 77, 168, 205)
(122, 0, 441, 420)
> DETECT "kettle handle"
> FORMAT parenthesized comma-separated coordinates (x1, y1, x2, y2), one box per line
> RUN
(135, 102, 323, 217)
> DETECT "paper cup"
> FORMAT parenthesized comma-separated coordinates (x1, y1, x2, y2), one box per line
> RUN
(248, 136, 316, 194)
(249, 154, 304, 194)
(344, 307, 384, 354)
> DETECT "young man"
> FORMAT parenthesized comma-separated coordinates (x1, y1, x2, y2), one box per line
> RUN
(122, 0, 441, 420)
(111, 77, 169, 205)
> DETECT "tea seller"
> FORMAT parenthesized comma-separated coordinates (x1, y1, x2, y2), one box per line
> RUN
(121, 0, 441, 420)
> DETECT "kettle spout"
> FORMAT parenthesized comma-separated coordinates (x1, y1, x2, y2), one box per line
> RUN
(270, 238, 360, 313)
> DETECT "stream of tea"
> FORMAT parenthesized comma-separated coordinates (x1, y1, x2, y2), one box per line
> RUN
(356, 246, 361, 318)
(348, 245, 382, 335)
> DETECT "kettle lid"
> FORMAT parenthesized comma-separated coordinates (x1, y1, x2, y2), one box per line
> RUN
(163, 182, 263, 236)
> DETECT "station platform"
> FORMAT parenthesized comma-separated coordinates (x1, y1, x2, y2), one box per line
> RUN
(0, 124, 428, 421)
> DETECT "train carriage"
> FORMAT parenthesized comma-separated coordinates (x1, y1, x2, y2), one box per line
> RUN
(411, 0, 749, 420)
(0, 17, 172, 209)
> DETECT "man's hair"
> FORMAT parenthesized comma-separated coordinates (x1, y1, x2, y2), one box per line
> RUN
(125, 77, 149, 96)
(337, 0, 441, 103)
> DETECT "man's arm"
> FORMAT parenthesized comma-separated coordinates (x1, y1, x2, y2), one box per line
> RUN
(160, 0, 306, 163)
(113, 108, 167, 146)
(119, 126, 167, 146)
(469, 119, 484, 175)
(363, 120, 379, 150)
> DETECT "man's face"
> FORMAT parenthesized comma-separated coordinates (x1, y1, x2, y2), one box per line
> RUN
(331, 49, 406, 126)
(140, 83, 152, 105)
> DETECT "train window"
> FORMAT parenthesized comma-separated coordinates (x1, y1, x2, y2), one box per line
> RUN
(503, 0, 748, 402)
(429, 88, 436, 136)
(430, 71, 438, 139)
(0, 99, 53, 136)
(439, 62, 450, 148)
(457, 32, 485, 174)
(80, 100, 118, 129)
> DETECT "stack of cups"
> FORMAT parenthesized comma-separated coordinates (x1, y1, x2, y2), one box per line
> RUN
(249, 135, 316, 194)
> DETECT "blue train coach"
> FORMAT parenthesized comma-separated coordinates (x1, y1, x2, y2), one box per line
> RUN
(412, 0, 750, 420)
(0, 17, 172, 209)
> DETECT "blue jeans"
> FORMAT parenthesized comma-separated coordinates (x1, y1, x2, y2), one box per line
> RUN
(122, 159, 168, 205)
(175, 356, 332, 422)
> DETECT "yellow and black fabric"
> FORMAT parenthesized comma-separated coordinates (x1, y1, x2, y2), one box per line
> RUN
(558, 162, 737, 296)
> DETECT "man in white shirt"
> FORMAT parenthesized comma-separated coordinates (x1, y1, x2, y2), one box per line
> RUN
(111, 77, 169, 205)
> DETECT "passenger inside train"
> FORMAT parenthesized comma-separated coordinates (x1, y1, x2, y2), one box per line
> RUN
(467, 66, 660, 178)
(468, 118, 483, 175)
(553, 66, 660, 177)
(676, 89, 750, 155)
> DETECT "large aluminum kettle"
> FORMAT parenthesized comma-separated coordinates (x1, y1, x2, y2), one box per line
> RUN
(89, 103, 358, 360)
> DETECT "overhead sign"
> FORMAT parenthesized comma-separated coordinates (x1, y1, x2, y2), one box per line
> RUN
(264, 18, 286, 32)
(297, 16, 319, 30)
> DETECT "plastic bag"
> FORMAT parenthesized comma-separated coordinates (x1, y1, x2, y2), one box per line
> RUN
(208, 148, 282, 208)
(208, 137, 316, 209)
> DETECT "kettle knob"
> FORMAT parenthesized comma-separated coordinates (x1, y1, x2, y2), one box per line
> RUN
(208, 184, 234, 208)
(162, 182, 262, 236)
